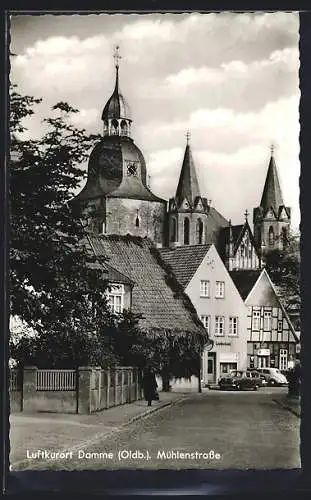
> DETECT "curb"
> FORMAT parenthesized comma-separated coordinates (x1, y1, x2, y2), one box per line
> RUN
(123, 395, 186, 426)
(10, 394, 187, 470)
(273, 398, 301, 418)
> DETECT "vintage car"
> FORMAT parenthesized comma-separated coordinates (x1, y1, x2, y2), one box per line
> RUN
(247, 370, 268, 387)
(256, 368, 288, 386)
(218, 370, 261, 391)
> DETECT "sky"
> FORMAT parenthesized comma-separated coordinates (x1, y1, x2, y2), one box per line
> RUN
(10, 12, 300, 230)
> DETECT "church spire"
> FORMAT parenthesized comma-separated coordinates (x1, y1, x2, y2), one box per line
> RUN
(175, 132, 201, 206)
(101, 45, 132, 137)
(260, 144, 284, 211)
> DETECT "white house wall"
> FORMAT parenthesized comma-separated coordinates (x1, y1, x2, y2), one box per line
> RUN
(185, 244, 248, 384)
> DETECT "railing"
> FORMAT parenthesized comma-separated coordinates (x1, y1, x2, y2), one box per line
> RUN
(36, 369, 76, 391)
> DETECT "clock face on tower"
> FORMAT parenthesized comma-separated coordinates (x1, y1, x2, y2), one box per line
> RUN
(126, 162, 139, 176)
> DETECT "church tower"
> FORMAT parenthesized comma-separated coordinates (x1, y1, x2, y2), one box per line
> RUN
(167, 133, 210, 247)
(253, 145, 291, 255)
(75, 46, 167, 245)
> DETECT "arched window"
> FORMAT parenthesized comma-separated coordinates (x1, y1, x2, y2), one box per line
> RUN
(257, 227, 262, 246)
(184, 217, 190, 245)
(103, 120, 109, 136)
(120, 120, 128, 136)
(111, 119, 118, 135)
(135, 209, 140, 228)
(281, 227, 288, 249)
(240, 243, 245, 257)
(196, 218, 203, 244)
(171, 217, 177, 242)
(268, 226, 274, 246)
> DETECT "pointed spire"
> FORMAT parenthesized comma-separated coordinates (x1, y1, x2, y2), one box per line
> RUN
(175, 133, 201, 206)
(260, 144, 284, 211)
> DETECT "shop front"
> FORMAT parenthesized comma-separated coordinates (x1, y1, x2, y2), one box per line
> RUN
(247, 342, 296, 370)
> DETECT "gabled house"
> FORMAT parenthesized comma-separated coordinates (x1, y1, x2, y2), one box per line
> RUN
(230, 268, 299, 371)
(218, 216, 261, 271)
(160, 244, 248, 385)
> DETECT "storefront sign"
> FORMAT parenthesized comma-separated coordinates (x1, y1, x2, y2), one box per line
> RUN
(215, 341, 231, 346)
(257, 349, 270, 356)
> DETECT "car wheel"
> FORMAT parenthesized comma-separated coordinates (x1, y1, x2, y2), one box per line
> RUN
(236, 384, 241, 391)
(269, 379, 276, 386)
(253, 386, 258, 391)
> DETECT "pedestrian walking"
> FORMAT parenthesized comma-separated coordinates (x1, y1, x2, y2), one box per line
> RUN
(142, 365, 158, 406)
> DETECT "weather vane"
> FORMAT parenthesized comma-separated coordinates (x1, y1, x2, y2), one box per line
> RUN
(113, 45, 122, 68)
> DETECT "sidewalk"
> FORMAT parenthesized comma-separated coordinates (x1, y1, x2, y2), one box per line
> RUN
(9, 391, 189, 469)
(273, 394, 301, 418)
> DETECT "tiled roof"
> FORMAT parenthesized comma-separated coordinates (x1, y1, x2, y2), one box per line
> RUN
(86, 234, 208, 337)
(229, 270, 262, 300)
(159, 245, 212, 288)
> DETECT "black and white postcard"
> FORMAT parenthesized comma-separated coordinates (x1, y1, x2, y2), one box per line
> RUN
(7, 10, 303, 492)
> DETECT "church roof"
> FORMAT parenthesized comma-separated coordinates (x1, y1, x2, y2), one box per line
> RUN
(206, 207, 229, 246)
(260, 152, 284, 211)
(175, 143, 201, 206)
(229, 270, 262, 300)
(159, 244, 212, 289)
(85, 234, 209, 338)
(75, 136, 164, 203)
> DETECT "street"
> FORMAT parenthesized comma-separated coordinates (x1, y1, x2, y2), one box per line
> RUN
(13, 387, 300, 471)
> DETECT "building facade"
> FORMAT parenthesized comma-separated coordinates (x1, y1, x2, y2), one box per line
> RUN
(160, 244, 248, 385)
(231, 268, 298, 371)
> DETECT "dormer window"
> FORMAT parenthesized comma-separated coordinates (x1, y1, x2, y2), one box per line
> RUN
(107, 284, 124, 313)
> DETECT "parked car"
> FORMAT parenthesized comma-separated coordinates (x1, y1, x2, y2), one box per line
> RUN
(256, 368, 288, 386)
(218, 370, 260, 391)
(246, 370, 267, 387)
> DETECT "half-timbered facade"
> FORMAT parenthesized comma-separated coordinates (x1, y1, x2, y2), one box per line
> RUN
(231, 268, 298, 371)
(218, 217, 261, 271)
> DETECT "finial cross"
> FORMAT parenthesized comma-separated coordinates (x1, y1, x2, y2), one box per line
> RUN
(113, 45, 122, 68)
(270, 143, 275, 156)
(244, 209, 249, 221)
